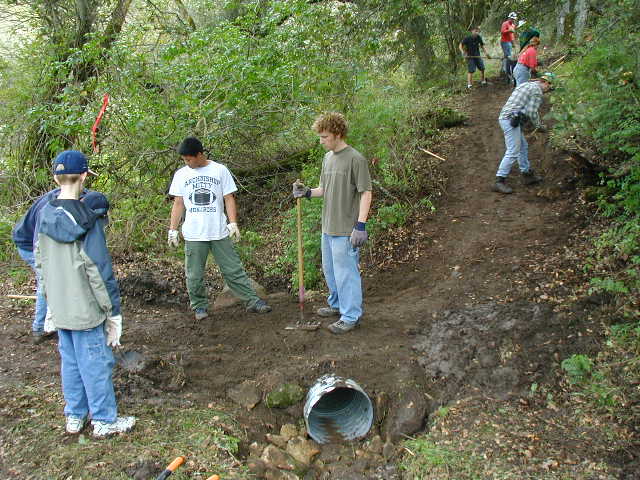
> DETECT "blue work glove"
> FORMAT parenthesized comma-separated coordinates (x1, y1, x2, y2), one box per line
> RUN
(350, 222, 368, 247)
(292, 179, 311, 199)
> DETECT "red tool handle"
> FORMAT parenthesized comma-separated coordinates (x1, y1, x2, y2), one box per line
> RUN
(91, 94, 110, 153)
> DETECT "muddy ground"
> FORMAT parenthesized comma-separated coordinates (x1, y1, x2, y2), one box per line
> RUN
(1, 79, 630, 479)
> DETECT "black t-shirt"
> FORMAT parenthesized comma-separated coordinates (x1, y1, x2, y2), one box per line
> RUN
(461, 34, 484, 57)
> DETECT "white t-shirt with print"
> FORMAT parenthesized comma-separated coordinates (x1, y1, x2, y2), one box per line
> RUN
(169, 161, 238, 241)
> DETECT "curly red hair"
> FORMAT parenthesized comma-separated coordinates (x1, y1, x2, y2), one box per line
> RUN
(311, 112, 348, 138)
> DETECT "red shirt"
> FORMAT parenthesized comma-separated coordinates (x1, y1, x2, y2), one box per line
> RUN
(518, 46, 538, 70)
(501, 20, 515, 42)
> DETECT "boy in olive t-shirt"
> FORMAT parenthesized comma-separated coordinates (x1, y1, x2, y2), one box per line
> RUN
(292, 112, 372, 334)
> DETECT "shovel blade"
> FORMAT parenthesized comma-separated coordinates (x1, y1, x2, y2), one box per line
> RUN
(115, 350, 146, 372)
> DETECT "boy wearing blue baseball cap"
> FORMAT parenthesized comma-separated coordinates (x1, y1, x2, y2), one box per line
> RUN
(33, 150, 136, 437)
(13, 155, 106, 343)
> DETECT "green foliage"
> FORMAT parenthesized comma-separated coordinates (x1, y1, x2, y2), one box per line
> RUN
(369, 203, 411, 238)
(561, 354, 593, 384)
(0, 216, 14, 262)
(236, 230, 265, 268)
(269, 198, 323, 290)
(400, 438, 483, 479)
(549, 0, 640, 303)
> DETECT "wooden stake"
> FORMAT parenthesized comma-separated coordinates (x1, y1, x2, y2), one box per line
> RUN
(419, 147, 447, 162)
(7, 295, 37, 300)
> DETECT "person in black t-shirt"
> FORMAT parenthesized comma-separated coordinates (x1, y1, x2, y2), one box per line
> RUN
(459, 27, 491, 89)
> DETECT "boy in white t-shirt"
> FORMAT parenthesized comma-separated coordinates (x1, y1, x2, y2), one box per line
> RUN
(168, 137, 271, 320)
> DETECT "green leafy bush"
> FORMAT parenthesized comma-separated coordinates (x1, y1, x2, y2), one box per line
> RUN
(561, 354, 593, 384)
(550, 0, 640, 304)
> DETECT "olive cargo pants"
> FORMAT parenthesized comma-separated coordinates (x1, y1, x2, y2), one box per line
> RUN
(185, 238, 260, 311)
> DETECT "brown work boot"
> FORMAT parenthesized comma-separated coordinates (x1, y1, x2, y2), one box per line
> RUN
(522, 169, 543, 185)
(491, 177, 513, 194)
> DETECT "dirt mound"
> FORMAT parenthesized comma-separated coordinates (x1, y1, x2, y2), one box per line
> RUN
(413, 302, 561, 403)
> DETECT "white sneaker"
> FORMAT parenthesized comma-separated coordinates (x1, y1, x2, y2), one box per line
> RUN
(65, 415, 87, 434)
(92, 416, 136, 438)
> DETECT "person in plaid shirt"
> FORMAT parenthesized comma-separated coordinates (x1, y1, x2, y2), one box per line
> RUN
(492, 73, 554, 194)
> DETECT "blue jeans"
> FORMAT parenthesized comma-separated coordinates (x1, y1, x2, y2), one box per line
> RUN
(500, 41, 513, 73)
(58, 325, 117, 422)
(513, 63, 531, 86)
(321, 234, 363, 325)
(497, 118, 530, 178)
(17, 248, 47, 333)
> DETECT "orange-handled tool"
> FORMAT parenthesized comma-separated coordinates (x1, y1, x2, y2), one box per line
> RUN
(155, 456, 185, 480)
(205, 475, 220, 480)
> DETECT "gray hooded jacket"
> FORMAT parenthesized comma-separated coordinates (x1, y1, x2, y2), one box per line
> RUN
(35, 198, 121, 330)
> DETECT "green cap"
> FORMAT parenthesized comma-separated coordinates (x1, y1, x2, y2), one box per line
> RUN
(539, 72, 556, 83)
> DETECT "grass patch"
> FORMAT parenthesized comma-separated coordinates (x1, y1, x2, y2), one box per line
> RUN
(400, 437, 484, 479)
(0, 383, 248, 479)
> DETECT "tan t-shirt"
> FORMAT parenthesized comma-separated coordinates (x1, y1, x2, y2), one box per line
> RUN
(319, 145, 372, 236)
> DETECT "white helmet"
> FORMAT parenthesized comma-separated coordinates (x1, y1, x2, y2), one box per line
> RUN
(508, 12, 518, 19)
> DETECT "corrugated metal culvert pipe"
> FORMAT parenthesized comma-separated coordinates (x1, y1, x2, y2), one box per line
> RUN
(304, 374, 373, 444)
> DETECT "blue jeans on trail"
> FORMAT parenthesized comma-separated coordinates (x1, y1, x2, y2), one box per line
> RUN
(501, 41, 513, 73)
(497, 118, 530, 178)
(321, 234, 363, 325)
(17, 247, 47, 333)
(513, 63, 531, 86)
(58, 324, 117, 422)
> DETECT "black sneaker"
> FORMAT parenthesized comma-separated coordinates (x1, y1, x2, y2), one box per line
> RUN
(491, 177, 513, 194)
(316, 307, 340, 317)
(246, 299, 272, 314)
(32, 330, 57, 345)
(327, 320, 359, 334)
(522, 169, 543, 185)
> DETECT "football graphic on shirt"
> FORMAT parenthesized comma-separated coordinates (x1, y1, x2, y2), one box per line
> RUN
(189, 188, 216, 206)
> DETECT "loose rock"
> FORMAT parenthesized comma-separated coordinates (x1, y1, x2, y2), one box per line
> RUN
(261, 445, 299, 471)
(227, 380, 262, 410)
(266, 383, 305, 409)
(384, 388, 428, 442)
(286, 437, 321, 465)
(214, 278, 267, 309)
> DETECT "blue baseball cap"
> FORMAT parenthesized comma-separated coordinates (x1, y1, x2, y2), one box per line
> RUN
(52, 150, 97, 176)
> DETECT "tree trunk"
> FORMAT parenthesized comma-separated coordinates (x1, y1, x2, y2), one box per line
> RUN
(406, 16, 436, 80)
(556, 0, 572, 42)
(174, 0, 197, 31)
(573, 0, 589, 44)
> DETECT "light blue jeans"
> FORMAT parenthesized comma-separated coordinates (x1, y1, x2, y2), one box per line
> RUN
(513, 63, 531, 86)
(17, 247, 47, 333)
(497, 118, 530, 178)
(500, 41, 513, 73)
(321, 234, 363, 325)
(58, 325, 117, 422)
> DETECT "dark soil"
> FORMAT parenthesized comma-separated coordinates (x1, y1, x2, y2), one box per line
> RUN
(0, 79, 623, 479)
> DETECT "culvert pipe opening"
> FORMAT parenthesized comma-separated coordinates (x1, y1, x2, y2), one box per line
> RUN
(304, 375, 373, 444)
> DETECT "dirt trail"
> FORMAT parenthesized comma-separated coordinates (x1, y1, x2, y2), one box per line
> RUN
(0, 80, 580, 477)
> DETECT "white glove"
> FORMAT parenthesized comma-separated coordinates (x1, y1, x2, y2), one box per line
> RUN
(168, 229, 180, 247)
(44, 308, 56, 333)
(105, 315, 123, 347)
(227, 222, 241, 243)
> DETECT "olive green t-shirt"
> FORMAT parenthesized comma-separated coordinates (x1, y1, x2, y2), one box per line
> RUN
(319, 145, 372, 236)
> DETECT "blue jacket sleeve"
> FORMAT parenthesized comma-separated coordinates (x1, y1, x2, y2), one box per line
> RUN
(12, 189, 60, 251)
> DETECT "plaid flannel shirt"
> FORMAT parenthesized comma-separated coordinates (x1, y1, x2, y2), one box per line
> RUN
(498, 81, 543, 128)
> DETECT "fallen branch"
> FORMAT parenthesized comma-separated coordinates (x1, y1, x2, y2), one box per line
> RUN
(7, 295, 37, 300)
(419, 147, 447, 162)
(548, 54, 567, 70)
